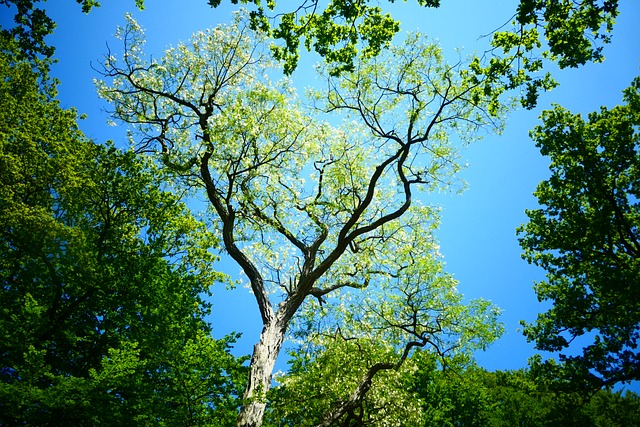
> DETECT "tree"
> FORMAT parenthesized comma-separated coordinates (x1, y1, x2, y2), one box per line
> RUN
(96, 11, 511, 426)
(441, 367, 640, 427)
(0, 37, 247, 426)
(412, 360, 640, 427)
(518, 76, 640, 389)
(265, 290, 501, 427)
(262, 214, 502, 425)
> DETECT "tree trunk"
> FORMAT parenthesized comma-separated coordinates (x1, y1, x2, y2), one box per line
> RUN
(237, 320, 286, 427)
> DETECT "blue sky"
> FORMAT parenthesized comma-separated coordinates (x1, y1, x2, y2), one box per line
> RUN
(10, 0, 639, 385)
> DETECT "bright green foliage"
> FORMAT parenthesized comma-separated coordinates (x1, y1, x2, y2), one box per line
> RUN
(206, 0, 424, 76)
(266, 248, 503, 425)
(0, 40, 246, 426)
(96, 13, 509, 425)
(489, 0, 619, 107)
(519, 77, 640, 389)
(266, 340, 427, 426)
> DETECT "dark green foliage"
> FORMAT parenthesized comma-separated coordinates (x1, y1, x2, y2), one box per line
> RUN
(0, 0, 56, 60)
(519, 76, 640, 389)
(0, 39, 247, 426)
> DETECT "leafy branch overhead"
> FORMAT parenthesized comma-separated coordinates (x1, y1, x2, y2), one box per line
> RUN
(0, 0, 144, 62)
(205, 0, 619, 106)
(1, 0, 621, 107)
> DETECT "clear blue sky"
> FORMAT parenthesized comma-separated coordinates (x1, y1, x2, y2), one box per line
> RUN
(11, 0, 639, 386)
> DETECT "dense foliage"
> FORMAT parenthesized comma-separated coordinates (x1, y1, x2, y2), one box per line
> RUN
(519, 76, 640, 389)
(0, 37, 247, 426)
(415, 362, 640, 427)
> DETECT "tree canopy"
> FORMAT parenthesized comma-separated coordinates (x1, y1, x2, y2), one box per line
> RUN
(519, 76, 640, 389)
(95, 10, 511, 426)
(1, 0, 622, 107)
(205, 0, 619, 70)
(204, 0, 619, 107)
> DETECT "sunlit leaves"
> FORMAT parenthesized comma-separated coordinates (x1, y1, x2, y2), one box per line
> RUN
(274, 203, 503, 424)
(294, 203, 503, 356)
(488, 0, 619, 107)
(514, 0, 618, 68)
(207, 1, 618, 74)
(203, 1, 619, 108)
(267, 339, 425, 426)
(266, 0, 403, 75)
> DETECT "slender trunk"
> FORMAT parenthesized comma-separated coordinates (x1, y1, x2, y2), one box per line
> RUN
(237, 320, 286, 427)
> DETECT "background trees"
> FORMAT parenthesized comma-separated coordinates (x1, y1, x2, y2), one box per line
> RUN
(0, 33, 247, 426)
(519, 76, 640, 389)
(268, 349, 640, 427)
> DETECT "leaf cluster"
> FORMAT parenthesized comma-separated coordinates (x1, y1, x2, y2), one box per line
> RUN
(0, 0, 145, 64)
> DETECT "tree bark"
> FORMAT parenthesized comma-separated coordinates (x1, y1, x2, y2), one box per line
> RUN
(237, 320, 286, 427)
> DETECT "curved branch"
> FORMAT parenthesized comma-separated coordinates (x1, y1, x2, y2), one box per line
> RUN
(200, 151, 275, 325)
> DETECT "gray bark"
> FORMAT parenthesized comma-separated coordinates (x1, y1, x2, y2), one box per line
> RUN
(236, 320, 286, 427)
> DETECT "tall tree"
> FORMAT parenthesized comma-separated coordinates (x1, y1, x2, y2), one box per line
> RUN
(0, 37, 247, 426)
(96, 12, 509, 426)
(518, 76, 640, 389)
